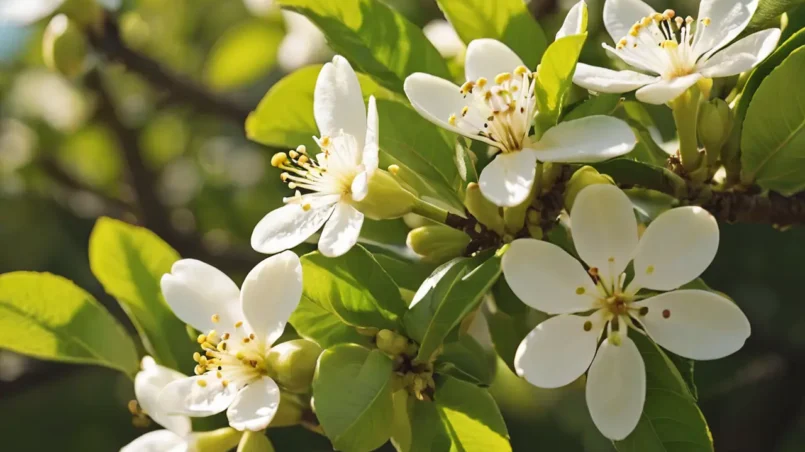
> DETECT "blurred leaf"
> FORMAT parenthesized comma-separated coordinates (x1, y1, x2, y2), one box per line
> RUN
(57, 124, 122, 190)
(563, 93, 621, 122)
(313, 344, 395, 452)
(434, 375, 512, 452)
(205, 19, 284, 90)
(434, 0, 547, 67)
(485, 309, 536, 372)
(614, 334, 712, 452)
(140, 111, 189, 169)
(89, 217, 194, 371)
(535, 33, 588, 128)
(741, 46, 805, 195)
(491, 275, 527, 317)
(617, 101, 670, 167)
(237, 431, 276, 452)
(0, 272, 138, 375)
(276, 0, 450, 93)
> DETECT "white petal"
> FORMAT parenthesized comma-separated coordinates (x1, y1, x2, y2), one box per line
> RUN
(631, 206, 719, 291)
(423, 19, 465, 58)
(698, 28, 781, 78)
(318, 202, 364, 257)
(556, 1, 587, 40)
(586, 335, 645, 441)
(478, 150, 537, 207)
(693, 0, 759, 60)
(121, 430, 189, 452)
(403, 73, 496, 146)
(241, 251, 303, 346)
(570, 184, 638, 290)
(250, 199, 337, 254)
(351, 170, 369, 203)
(635, 73, 702, 105)
(160, 259, 243, 333)
(227, 377, 281, 431)
(573, 63, 658, 93)
(363, 95, 379, 172)
(135, 357, 191, 436)
(515, 312, 605, 388)
(159, 376, 239, 417)
(602, 0, 656, 44)
(314, 55, 367, 143)
(535, 116, 636, 163)
(502, 239, 598, 314)
(464, 39, 526, 82)
(633, 290, 751, 360)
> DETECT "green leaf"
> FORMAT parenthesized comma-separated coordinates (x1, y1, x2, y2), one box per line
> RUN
(300, 245, 407, 330)
(623, 188, 678, 221)
(485, 309, 540, 372)
(0, 272, 138, 376)
(89, 217, 194, 370)
(745, 0, 805, 34)
(563, 93, 622, 122)
(289, 296, 372, 349)
(373, 254, 437, 294)
(437, 334, 495, 386)
(617, 101, 670, 167)
(390, 390, 413, 452)
(276, 0, 450, 93)
(434, 375, 512, 452)
(434, 0, 547, 67)
(741, 46, 805, 195)
(204, 19, 283, 90)
(613, 334, 712, 452)
(313, 344, 395, 452)
(237, 431, 276, 452)
(535, 33, 588, 128)
(592, 159, 688, 199)
(405, 251, 502, 363)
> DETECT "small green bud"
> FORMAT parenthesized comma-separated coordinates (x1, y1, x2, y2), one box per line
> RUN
(59, 0, 103, 29)
(376, 329, 409, 356)
(464, 182, 504, 234)
(236, 431, 274, 452)
(42, 15, 87, 79)
(356, 326, 379, 336)
(564, 166, 615, 211)
(194, 427, 243, 452)
(391, 335, 409, 355)
(698, 98, 732, 164)
(266, 339, 322, 394)
(351, 169, 418, 220)
(268, 393, 304, 428)
(406, 225, 470, 264)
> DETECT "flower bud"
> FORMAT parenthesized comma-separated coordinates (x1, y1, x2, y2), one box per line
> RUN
(697, 98, 732, 161)
(406, 225, 470, 264)
(59, 0, 103, 29)
(194, 427, 242, 452)
(564, 166, 615, 211)
(376, 329, 409, 356)
(42, 14, 88, 79)
(351, 169, 418, 220)
(266, 339, 322, 394)
(464, 182, 504, 234)
(268, 392, 304, 427)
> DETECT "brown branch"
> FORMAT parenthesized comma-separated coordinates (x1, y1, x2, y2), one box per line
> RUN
(696, 189, 805, 227)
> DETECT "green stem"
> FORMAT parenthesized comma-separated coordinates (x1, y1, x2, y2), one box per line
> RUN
(412, 198, 449, 224)
(670, 86, 703, 174)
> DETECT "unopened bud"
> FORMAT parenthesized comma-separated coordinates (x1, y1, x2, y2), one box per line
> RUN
(194, 427, 242, 452)
(564, 166, 615, 211)
(376, 329, 409, 356)
(59, 0, 103, 29)
(465, 183, 504, 234)
(698, 98, 732, 162)
(42, 15, 87, 79)
(268, 392, 304, 427)
(236, 430, 272, 452)
(266, 339, 322, 394)
(351, 169, 418, 220)
(406, 225, 471, 264)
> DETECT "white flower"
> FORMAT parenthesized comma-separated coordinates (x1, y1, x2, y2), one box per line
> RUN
(277, 11, 332, 72)
(502, 184, 750, 440)
(158, 252, 302, 432)
(404, 39, 636, 207)
(121, 356, 194, 452)
(423, 20, 465, 59)
(251, 56, 378, 257)
(573, 0, 781, 105)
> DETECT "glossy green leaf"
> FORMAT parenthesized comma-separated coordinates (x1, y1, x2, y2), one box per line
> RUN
(289, 296, 372, 349)
(434, 0, 547, 67)
(592, 159, 687, 199)
(374, 254, 437, 294)
(88, 217, 193, 371)
(617, 101, 670, 167)
(535, 33, 587, 127)
(437, 334, 495, 386)
(313, 344, 395, 452)
(0, 272, 138, 375)
(624, 188, 678, 221)
(276, 0, 450, 93)
(204, 20, 283, 90)
(741, 46, 805, 195)
(563, 93, 622, 122)
(434, 375, 512, 452)
(745, 0, 805, 34)
(390, 390, 413, 452)
(614, 334, 712, 452)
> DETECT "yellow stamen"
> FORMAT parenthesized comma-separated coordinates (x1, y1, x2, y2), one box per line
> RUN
(494, 72, 511, 84)
(476, 77, 487, 88)
(388, 164, 400, 175)
(702, 17, 711, 26)
(270, 152, 288, 167)
(211, 314, 220, 323)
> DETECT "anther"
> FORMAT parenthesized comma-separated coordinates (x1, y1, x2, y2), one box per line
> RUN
(298, 155, 309, 165)
(646, 265, 655, 275)
(388, 164, 400, 175)
(583, 321, 593, 332)
(514, 65, 528, 76)
(289, 150, 299, 159)
(448, 114, 457, 126)
(476, 77, 487, 88)
(249, 333, 256, 340)
(459, 81, 474, 94)
(702, 17, 711, 26)
(638, 306, 649, 316)
(193, 352, 201, 362)
(243, 337, 251, 344)
(663, 9, 675, 19)
(235, 321, 243, 328)
(495, 72, 511, 85)
(222, 333, 230, 340)
(662, 309, 671, 319)
(217, 371, 223, 379)
(641, 16, 652, 27)
(197, 334, 207, 344)
(320, 136, 331, 147)
(652, 13, 663, 22)
(302, 203, 311, 212)
(461, 106, 469, 116)
(675, 17, 684, 27)
(576, 287, 586, 295)
(296, 145, 306, 154)
(211, 314, 220, 323)
(197, 379, 208, 388)
(222, 380, 229, 388)
(270, 152, 288, 167)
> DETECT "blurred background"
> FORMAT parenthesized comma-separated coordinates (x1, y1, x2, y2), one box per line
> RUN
(1, 0, 804, 450)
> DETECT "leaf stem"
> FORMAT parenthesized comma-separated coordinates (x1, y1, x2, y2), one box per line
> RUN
(412, 199, 450, 224)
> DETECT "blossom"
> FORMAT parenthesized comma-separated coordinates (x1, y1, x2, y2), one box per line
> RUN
(158, 252, 302, 432)
(502, 184, 750, 439)
(573, 0, 781, 104)
(423, 20, 465, 59)
(277, 11, 332, 72)
(250, 56, 380, 257)
(121, 356, 194, 452)
(404, 39, 635, 207)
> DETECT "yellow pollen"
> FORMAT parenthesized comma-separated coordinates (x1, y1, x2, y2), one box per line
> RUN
(193, 352, 201, 362)
(459, 81, 474, 94)
(494, 72, 511, 84)
(388, 164, 400, 175)
(702, 17, 711, 26)
(249, 333, 256, 340)
(320, 136, 331, 147)
(461, 106, 469, 116)
(199, 356, 208, 366)
(211, 314, 220, 323)
(217, 342, 226, 351)
(194, 365, 204, 375)
(207, 330, 217, 340)
(197, 334, 207, 344)
(236, 352, 245, 360)
(222, 333, 230, 340)
(235, 321, 243, 328)
(652, 13, 663, 21)
(197, 379, 207, 388)
(298, 155, 309, 165)
(217, 371, 223, 378)
(662, 40, 679, 49)
(514, 65, 528, 76)
(302, 203, 312, 212)
(640, 16, 652, 26)
(201, 342, 215, 350)
(576, 287, 586, 295)
(289, 150, 299, 159)
(270, 152, 288, 167)
(222, 380, 229, 388)
(243, 337, 250, 344)
(448, 114, 457, 126)
(646, 265, 655, 275)
(629, 27, 640, 37)
(476, 77, 487, 88)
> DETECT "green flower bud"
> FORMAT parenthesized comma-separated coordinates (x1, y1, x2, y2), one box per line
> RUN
(564, 166, 615, 211)
(464, 182, 504, 234)
(266, 339, 322, 394)
(351, 169, 418, 220)
(236, 431, 274, 452)
(268, 392, 304, 428)
(376, 329, 409, 356)
(698, 98, 732, 163)
(194, 427, 243, 452)
(59, 0, 103, 29)
(42, 14, 88, 79)
(406, 225, 470, 264)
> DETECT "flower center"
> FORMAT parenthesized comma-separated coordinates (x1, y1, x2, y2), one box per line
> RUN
(449, 66, 537, 153)
(191, 316, 270, 390)
(613, 9, 712, 79)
